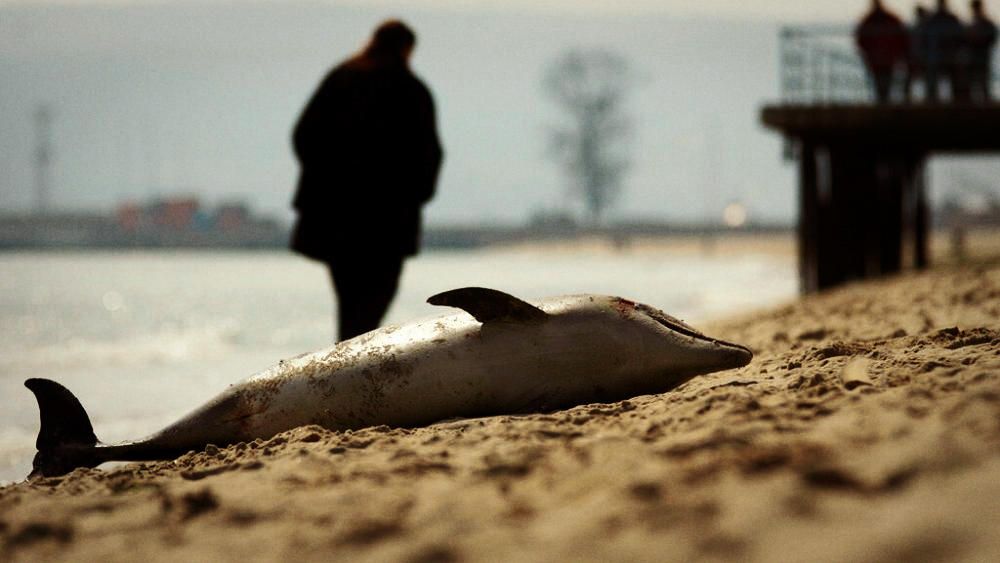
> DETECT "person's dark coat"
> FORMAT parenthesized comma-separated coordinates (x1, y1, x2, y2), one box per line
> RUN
(855, 7, 909, 70)
(291, 56, 443, 262)
(968, 14, 998, 68)
(924, 8, 965, 66)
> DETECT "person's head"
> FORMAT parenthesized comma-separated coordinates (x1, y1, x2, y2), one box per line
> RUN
(937, 0, 949, 11)
(362, 20, 416, 66)
(916, 5, 929, 18)
(971, 0, 984, 15)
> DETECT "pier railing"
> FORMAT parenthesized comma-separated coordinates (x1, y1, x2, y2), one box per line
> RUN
(779, 24, 1000, 104)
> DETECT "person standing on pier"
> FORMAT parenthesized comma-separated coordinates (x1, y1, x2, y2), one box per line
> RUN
(855, 0, 910, 103)
(290, 20, 444, 341)
(906, 6, 931, 102)
(924, 0, 966, 101)
(967, 0, 998, 102)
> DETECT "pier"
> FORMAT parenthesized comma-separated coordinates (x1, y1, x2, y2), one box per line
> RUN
(762, 26, 1000, 293)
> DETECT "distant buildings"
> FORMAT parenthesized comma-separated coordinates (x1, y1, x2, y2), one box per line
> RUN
(112, 197, 286, 247)
(0, 213, 120, 248)
(0, 195, 795, 251)
(0, 197, 286, 249)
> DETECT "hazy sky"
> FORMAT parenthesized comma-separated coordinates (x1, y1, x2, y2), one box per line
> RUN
(0, 0, 880, 20)
(0, 0, 986, 20)
(1, 0, 996, 225)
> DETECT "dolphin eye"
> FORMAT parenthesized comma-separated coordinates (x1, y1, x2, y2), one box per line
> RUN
(633, 303, 705, 338)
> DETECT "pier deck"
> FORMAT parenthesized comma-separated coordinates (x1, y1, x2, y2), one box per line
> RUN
(762, 103, 1000, 293)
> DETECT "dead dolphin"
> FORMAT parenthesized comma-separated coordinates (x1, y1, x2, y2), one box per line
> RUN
(24, 287, 752, 478)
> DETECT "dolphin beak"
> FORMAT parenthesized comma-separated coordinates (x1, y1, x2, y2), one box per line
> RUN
(720, 341, 753, 369)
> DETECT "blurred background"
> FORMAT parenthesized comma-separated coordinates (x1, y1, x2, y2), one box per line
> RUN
(1, 0, 998, 482)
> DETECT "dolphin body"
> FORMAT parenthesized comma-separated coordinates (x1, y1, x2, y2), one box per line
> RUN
(24, 287, 752, 478)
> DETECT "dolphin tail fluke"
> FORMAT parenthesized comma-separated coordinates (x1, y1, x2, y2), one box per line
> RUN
(24, 378, 102, 479)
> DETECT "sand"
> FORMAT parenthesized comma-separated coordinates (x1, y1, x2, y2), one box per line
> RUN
(2, 260, 1000, 562)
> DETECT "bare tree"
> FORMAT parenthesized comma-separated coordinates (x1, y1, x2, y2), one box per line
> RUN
(544, 49, 633, 225)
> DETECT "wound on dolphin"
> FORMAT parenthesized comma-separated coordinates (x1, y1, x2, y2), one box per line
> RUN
(24, 287, 753, 478)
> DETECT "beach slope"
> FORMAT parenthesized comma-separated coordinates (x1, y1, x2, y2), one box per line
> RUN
(2, 262, 999, 562)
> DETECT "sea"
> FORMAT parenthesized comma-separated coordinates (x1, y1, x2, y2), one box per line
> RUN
(0, 245, 796, 483)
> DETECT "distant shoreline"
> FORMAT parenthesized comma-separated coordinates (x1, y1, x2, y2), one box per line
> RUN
(0, 212, 794, 252)
(4, 227, 1000, 267)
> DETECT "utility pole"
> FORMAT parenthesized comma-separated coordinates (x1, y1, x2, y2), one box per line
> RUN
(33, 104, 53, 215)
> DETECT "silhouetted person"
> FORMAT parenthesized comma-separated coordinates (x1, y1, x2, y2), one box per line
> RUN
(967, 0, 998, 101)
(290, 20, 443, 341)
(924, 0, 965, 101)
(855, 0, 910, 103)
(906, 5, 931, 101)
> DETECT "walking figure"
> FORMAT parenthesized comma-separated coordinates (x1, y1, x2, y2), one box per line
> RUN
(291, 20, 444, 341)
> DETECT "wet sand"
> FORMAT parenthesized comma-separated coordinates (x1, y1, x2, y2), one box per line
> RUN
(2, 258, 999, 562)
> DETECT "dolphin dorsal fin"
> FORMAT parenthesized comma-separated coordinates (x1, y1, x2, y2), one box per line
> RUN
(427, 287, 548, 324)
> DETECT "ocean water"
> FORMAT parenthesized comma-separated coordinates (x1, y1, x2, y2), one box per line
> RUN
(0, 245, 795, 483)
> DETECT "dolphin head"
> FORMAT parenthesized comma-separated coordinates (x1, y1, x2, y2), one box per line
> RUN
(627, 300, 753, 381)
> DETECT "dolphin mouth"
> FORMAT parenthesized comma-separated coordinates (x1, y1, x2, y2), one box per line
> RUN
(633, 302, 705, 337)
(634, 302, 753, 367)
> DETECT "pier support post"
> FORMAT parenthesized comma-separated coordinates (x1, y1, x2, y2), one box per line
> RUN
(764, 104, 1000, 292)
(798, 141, 819, 293)
(912, 157, 930, 269)
(796, 143, 923, 294)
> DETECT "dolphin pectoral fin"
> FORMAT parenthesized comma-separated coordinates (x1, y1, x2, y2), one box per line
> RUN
(427, 287, 548, 324)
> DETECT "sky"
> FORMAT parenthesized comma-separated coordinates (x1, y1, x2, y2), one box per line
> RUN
(0, 0, 883, 20)
(1, 0, 997, 225)
(1, 0, 987, 20)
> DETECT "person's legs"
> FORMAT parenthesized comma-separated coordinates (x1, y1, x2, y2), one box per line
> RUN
(970, 65, 988, 102)
(874, 70, 892, 103)
(925, 64, 940, 102)
(904, 66, 914, 103)
(906, 63, 924, 103)
(329, 255, 405, 341)
(986, 68, 994, 102)
(951, 64, 971, 103)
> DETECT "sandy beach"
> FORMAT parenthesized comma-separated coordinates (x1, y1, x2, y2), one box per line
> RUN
(2, 256, 999, 562)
